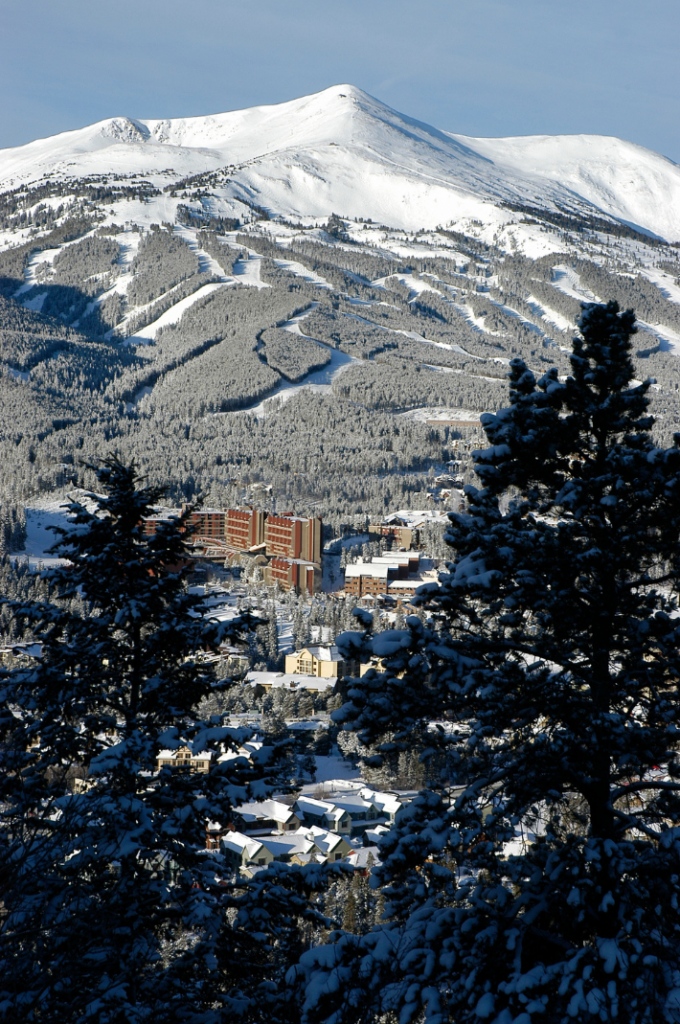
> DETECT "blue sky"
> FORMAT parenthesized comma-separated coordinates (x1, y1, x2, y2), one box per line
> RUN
(2, 0, 679, 161)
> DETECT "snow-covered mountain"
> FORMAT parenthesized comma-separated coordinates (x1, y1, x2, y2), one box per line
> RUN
(2, 85, 680, 241)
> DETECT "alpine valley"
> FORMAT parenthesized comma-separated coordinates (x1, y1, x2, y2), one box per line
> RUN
(2, 83, 680, 523)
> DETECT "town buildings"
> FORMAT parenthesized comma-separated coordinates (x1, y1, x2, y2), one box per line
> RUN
(143, 505, 322, 594)
(207, 783, 412, 873)
(367, 510, 449, 550)
(343, 552, 437, 599)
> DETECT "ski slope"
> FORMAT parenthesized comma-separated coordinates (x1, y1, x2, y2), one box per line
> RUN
(1, 84, 679, 240)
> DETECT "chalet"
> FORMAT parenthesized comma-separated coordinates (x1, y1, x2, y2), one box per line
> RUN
(156, 745, 212, 773)
(247, 669, 338, 693)
(300, 826, 352, 862)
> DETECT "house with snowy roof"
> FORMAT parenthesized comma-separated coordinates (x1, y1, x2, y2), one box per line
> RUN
(257, 827, 352, 865)
(234, 799, 302, 834)
(347, 846, 381, 873)
(298, 826, 352, 861)
(247, 669, 338, 693)
(294, 795, 352, 834)
(328, 793, 387, 835)
(256, 832, 317, 863)
(220, 832, 274, 870)
(156, 745, 212, 773)
(363, 824, 390, 847)
(359, 788, 403, 823)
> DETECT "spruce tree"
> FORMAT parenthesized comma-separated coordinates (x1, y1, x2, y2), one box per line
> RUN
(298, 303, 680, 1023)
(0, 457, 299, 1023)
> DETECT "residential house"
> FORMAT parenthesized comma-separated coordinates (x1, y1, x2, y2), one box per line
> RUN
(234, 799, 301, 834)
(329, 793, 387, 835)
(294, 796, 352, 834)
(360, 787, 403, 824)
(221, 832, 274, 870)
(299, 826, 352, 862)
(348, 846, 381, 873)
(156, 745, 212, 773)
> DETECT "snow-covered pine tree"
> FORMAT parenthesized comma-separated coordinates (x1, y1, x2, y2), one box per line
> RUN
(297, 303, 680, 1024)
(0, 457, 305, 1024)
(266, 600, 280, 668)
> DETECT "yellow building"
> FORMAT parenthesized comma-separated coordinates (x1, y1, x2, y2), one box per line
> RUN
(156, 744, 212, 773)
(284, 645, 345, 678)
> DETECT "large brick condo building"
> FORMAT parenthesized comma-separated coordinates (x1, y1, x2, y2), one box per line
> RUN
(264, 514, 321, 564)
(143, 506, 321, 595)
(343, 552, 435, 599)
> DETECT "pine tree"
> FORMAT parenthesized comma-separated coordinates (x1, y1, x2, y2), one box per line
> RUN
(298, 690, 315, 719)
(298, 303, 680, 1023)
(266, 600, 280, 668)
(294, 605, 309, 651)
(0, 457, 301, 1023)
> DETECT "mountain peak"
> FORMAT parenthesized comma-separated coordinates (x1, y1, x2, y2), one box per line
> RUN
(1, 85, 680, 240)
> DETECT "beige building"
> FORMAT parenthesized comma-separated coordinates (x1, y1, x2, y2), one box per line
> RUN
(284, 645, 345, 678)
(156, 744, 212, 773)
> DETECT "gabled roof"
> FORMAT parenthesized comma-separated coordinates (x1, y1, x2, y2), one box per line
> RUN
(221, 832, 264, 860)
(296, 645, 342, 662)
(295, 796, 348, 823)
(258, 833, 316, 859)
(300, 826, 346, 855)
(331, 794, 380, 815)
(359, 788, 402, 816)
(157, 747, 213, 761)
(235, 799, 299, 825)
(348, 846, 381, 869)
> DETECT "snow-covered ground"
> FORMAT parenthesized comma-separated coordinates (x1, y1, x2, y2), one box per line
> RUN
(397, 406, 481, 425)
(127, 282, 229, 344)
(17, 496, 82, 567)
(551, 265, 599, 302)
(309, 756, 362, 785)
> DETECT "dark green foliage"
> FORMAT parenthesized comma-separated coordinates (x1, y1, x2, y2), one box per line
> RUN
(333, 357, 508, 411)
(0, 457, 301, 1023)
(126, 228, 199, 307)
(573, 259, 680, 332)
(3, 173, 680, 527)
(0, 293, 78, 370)
(38, 234, 121, 293)
(300, 302, 680, 1023)
(260, 326, 331, 381)
(197, 230, 241, 275)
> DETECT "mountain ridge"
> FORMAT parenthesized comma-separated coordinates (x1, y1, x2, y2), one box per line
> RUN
(2, 85, 680, 240)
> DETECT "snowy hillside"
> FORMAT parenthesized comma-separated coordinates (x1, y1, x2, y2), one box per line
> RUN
(2, 84, 680, 522)
(2, 85, 680, 240)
